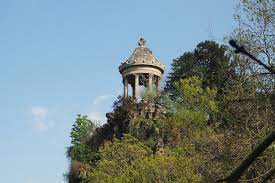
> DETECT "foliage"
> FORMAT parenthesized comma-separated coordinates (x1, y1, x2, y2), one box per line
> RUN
(137, 154, 201, 183)
(70, 114, 97, 145)
(141, 87, 159, 102)
(165, 40, 234, 97)
(176, 77, 217, 114)
(157, 77, 229, 181)
(69, 144, 99, 164)
(86, 134, 152, 182)
(66, 115, 99, 182)
(86, 134, 200, 183)
(161, 77, 217, 129)
(215, 66, 275, 181)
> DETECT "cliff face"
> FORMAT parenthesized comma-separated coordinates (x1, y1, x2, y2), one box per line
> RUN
(87, 97, 165, 153)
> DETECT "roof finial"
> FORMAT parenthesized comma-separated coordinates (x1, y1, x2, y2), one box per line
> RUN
(138, 37, 146, 47)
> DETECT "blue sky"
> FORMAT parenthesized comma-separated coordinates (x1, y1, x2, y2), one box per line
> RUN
(0, 0, 236, 182)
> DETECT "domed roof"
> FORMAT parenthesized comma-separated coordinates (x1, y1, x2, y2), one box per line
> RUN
(119, 38, 165, 74)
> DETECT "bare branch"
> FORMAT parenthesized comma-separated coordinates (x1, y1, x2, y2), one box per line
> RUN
(229, 40, 275, 74)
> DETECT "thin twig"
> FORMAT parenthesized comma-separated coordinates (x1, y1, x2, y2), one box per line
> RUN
(260, 168, 275, 183)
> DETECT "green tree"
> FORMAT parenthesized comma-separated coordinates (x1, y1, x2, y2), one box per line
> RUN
(70, 114, 97, 145)
(69, 144, 99, 164)
(160, 77, 232, 181)
(68, 114, 100, 163)
(66, 115, 99, 183)
(165, 41, 234, 97)
(161, 77, 217, 129)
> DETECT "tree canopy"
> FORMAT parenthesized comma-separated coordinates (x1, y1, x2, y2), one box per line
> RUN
(165, 40, 235, 97)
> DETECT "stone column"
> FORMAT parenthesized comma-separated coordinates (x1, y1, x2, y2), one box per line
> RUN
(123, 77, 128, 98)
(131, 84, 135, 97)
(134, 74, 139, 98)
(148, 74, 153, 91)
(156, 76, 161, 94)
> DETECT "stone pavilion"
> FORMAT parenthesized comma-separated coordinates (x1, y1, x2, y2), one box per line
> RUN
(119, 38, 165, 98)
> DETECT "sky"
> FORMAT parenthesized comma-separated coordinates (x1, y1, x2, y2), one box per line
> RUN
(0, 0, 236, 182)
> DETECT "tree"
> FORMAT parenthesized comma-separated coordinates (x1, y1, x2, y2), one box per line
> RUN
(217, 74, 274, 182)
(70, 114, 97, 145)
(229, 0, 275, 95)
(161, 77, 226, 180)
(165, 41, 235, 97)
(233, 0, 274, 70)
(65, 115, 99, 182)
(216, 1, 275, 179)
